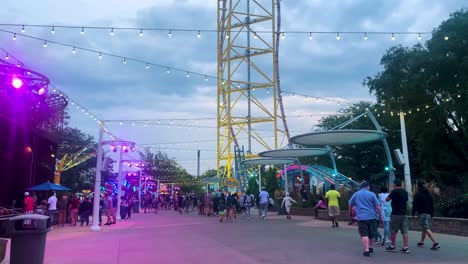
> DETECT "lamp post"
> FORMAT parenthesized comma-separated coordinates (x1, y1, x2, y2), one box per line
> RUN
(91, 123, 104, 231)
(400, 112, 413, 206)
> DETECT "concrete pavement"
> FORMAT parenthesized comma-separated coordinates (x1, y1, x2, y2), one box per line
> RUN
(4, 211, 468, 264)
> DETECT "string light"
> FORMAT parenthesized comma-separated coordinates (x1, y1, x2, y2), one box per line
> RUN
(51, 26, 55, 34)
(12, 33, 16, 40)
(391, 33, 395, 41)
(166, 68, 171, 74)
(168, 30, 172, 37)
(98, 52, 102, 59)
(186, 72, 190, 78)
(81, 27, 84, 35)
(139, 29, 143, 37)
(43, 40, 47, 48)
(21, 25, 25, 33)
(110, 28, 114, 36)
(5, 53, 9, 60)
(444, 36, 449, 40)
(226, 33, 229, 39)
(197, 30, 201, 38)
(123, 58, 127, 64)
(253, 32, 257, 39)
(204, 75, 208, 81)
(72, 47, 76, 54)
(145, 64, 149, 69)
(281, 32, 285, 39)
(418, 33, 422, 40)
(336, 32, 340, 40)
(364, 32, 368, 40)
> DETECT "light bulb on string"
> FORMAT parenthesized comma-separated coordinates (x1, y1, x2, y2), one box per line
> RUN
(146, 64, 149, 69)
(253, 32, 257, 39)
(5, 54, 9, 60)
(43, 40, 47, 48)
(166, 68, 171, 74)
(391, 33, 395, 41)
(139, 29, 143, 37)
(12, 33, 16, 40)
(51, 26, 55, 34)
(204, 75, 208, 81)
(81, 27, 84, 35)
(336, 32, 340, 40)
(110, 28, 114, 35)
(168, 30, 172, 37)
(444, 36, 449, 41)
(309, 32, 312, 40)
(123, 58, 127, 64)
(98, 52, 102, 59)
(21, 25, 25, 33)
(197, 31, 201, 38)
(281, 32, 285, 39)
(72, 47, 76, 54)
(364, 32, 368, 40)
(226, 33, 229, 39)
(186, 72, 190, 78)
(418, 33, 422, 40)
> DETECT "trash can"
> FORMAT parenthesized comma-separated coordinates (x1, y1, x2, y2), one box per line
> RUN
(6, 214, 51, 264)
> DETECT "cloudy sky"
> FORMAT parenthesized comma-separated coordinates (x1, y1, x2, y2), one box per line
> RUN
(1, 0, 466, 174)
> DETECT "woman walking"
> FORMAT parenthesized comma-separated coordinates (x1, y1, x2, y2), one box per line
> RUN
(281, 193, 297, 220)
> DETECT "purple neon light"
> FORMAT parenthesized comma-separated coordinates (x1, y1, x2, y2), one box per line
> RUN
(12, 77, 23, 89)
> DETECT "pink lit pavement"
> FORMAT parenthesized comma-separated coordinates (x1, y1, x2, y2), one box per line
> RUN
(6, 211, 468, 264)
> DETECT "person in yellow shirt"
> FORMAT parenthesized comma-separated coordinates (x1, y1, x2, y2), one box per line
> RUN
(325, 184, 341, 227)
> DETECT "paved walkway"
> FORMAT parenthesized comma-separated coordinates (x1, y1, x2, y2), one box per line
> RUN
(3, 211, 468, 264)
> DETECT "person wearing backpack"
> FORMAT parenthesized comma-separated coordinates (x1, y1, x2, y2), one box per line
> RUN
(243, 191, 254, 220)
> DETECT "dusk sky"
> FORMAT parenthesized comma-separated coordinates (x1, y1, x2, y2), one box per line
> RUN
(1, 0, 466, 174)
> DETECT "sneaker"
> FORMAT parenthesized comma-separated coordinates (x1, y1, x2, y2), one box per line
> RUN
(400, 247, 410, 254)
(363, 251, 371, 257)
(431, 243, 440, 250)
(385, 246, 396, 252)
(417, 242, 424, 247)
(369, 248, 374, 254)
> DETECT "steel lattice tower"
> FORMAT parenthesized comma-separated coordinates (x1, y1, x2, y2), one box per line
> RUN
(217, 0, 289, 179)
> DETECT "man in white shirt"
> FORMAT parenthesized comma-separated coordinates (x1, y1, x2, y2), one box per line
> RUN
(48, 192, 58, 227)
(258, 188, 270, 219)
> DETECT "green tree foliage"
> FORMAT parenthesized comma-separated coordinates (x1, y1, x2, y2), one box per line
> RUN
(363, 10, 468, 191)
(55, 127, 97, 191)
(263, 166, 280, 196)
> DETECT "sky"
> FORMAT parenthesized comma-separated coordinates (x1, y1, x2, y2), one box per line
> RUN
(0, 0, 466, 175)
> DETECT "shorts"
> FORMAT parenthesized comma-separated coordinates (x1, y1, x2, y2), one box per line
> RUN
(328, 206, 340, 217)
(358, 220, 375, 238)
(390, 215, 409, 234)
(418, 213, 431, 230)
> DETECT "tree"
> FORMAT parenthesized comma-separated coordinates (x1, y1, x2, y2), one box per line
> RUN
(263, 167, 280, 196)
(363, 10, 468, 191)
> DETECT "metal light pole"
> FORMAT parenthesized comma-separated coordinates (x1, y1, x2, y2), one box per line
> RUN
(91, 123, 104, 231)
(197, 150, 200, 178)
(400, 112, 413, 206)
(116, 148, 123, 220)
(283, 164, 288, 193)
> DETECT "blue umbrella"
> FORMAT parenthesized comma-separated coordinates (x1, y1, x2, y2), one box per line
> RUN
(26, 181, 71, 191)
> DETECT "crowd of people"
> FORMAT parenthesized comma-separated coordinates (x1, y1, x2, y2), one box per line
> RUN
(23, 179, 441, 258)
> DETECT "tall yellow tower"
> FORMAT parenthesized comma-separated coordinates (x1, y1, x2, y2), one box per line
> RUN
(217, 0, 289, 178)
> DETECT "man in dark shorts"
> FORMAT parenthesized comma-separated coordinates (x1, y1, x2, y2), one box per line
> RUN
(412, 181, 440, 250)
(348, 181, 383, 257)
(385, 180, 410, 253)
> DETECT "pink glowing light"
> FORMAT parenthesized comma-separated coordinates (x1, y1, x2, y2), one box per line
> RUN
(37, 87, 46, 95)
(12, 77, 23, 89)
(122, 145, 128, 152)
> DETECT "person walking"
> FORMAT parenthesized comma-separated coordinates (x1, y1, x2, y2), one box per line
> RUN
(57, 195, 68, 227)
(348, 181, 383, 257)
(47, 192, 58, 227)
(105, 193, 114, 225)
(258, 187, 269, 220)
(385, 180, 410, 253)
(78, 197, 92, 226)
(413, 181, 440, 250)
(218, 193, 226, 223)
(212, 193, 220, 216)
(325, 184, 341, 227)
(69, 195, 80, 226)
(226, 192, 237, 221)
(120, 196, 128, 220)
(281, 193, 297, 220)
(23, 192, 34, 214)
(378, 187, 392, 245)
(204, 192, 213, 216)
(243, 191, 254, 220)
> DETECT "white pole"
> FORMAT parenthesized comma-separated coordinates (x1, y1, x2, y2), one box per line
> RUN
(258, 165, 262, 193)
(138, 171, 142, 209)
(400, 112, 413, 206)
(116, 148, 123, 220)
(284, 164, 288, 193)
(91, 123, 104, 231)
